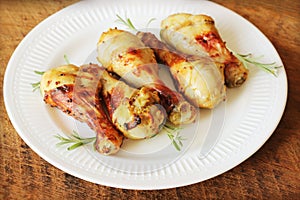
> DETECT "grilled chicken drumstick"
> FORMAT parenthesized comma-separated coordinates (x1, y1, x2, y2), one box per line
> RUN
(97, 28, 197, 125)
(40, 64, 123, 155)
(137, 31, 226, 109)
(94, 63, 166, 139)
(160, 13, 249, 87)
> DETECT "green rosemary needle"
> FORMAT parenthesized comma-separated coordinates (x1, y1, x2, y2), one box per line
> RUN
(146, 17, 156, 28)
(31, 82, 41, 92)
(33, 70, 45, 75)
(64, 54, 70, 65)
(116, 14, 138, 31)
(31, 70, 45, 92)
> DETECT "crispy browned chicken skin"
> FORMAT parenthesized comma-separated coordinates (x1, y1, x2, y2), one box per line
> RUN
(137, 31, 226, 109)
(40, 64, 123, 155)
(160, 13, 249, 87)
(95, 63, 166, 139)
(97, 28, 197, 125)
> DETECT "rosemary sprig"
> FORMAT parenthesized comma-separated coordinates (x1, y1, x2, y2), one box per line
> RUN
(55, 131, 96, 151)
(163, 123, 185, 151)
(116, 14, 137, 31)
(167, 132, 185, 151)
(31, 70, 45, 91)
(234, 53, 282, 77)
(115, 15, 156, 32)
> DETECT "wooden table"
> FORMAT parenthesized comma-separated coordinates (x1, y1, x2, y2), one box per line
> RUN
(1, 0, 299, 199)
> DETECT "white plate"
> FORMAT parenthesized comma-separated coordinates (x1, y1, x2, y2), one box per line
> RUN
(3, 0, 287, 190)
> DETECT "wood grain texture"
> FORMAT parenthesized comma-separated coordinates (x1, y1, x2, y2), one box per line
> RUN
(0, 0, 299, 199)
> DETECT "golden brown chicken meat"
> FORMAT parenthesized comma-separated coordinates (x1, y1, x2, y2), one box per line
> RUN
(160, 13, 249, 87)
(97, 28, 197, 125)
(137, 32, 226, 109)
(40, 64, 124, 155)
(94, 63, 166, 139)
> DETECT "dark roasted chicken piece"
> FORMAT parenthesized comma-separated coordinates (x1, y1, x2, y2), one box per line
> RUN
(40, 64, 123, 155)
(97, 28, 197, 125)
(160, 13, 249, 87)
(137, 32, 226, 109)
